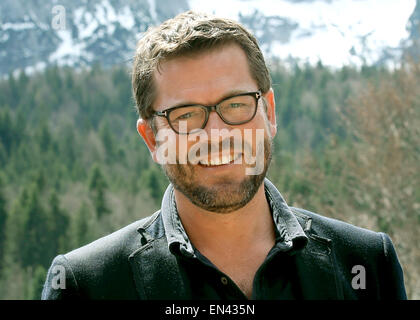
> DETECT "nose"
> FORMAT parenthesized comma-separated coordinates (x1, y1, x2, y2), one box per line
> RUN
(203, 109, 231, 134)
(201, 110, 233, 154)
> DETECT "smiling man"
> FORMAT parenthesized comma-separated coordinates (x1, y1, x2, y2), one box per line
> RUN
(42, 11, 406, 300)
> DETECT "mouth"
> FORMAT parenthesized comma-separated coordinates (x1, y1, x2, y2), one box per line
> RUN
(198, 153, 242, 167)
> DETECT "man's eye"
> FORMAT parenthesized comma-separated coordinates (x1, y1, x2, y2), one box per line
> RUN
(176, 112, 193, 120)
(229, 103, 245, 108)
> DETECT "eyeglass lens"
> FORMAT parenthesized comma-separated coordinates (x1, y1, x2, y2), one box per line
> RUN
(169, 94, 256, 134)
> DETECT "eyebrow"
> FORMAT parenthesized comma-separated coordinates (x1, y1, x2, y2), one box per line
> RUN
(166, 89, 256, 109)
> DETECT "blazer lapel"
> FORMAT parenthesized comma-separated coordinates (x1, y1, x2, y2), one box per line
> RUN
(129, 236, 190, 300)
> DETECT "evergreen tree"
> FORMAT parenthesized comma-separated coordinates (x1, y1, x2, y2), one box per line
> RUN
(99, 121, 115, 162)
(49, 192, 69, 254)
(73, 202, 92, 248)
(141, 167, 167, 203)
(88, 164, 110, 218)
(38, 123, 52, 153)
(7, 72, 19, 107)
(17, 70, 29, 92)
(34, 170, 46, 192)
(0, 109, 13, 155)
(0, 175, 7, 273)
(6, 187, 30, 266)
(27, 265, 47, 300)
(0, 141, 7, 167)
(20, 185, 51, 268)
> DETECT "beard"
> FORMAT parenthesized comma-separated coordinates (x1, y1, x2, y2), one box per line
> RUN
(161, 135, 272, 213)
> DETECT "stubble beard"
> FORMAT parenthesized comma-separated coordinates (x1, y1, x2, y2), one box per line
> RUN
(162, 136, 272, 214)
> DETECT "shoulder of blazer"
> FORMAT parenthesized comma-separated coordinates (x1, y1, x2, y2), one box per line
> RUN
(64, 213, 157, 262)
(290, 207, 407, 299)
(42, 211, 163, 299)
(290, 206, 384, 252)
(288, 207, 392, 299)
(57, 211, 162, 296)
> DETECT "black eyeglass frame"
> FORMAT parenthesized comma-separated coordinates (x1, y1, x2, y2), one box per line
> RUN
(152, 90, 262, 134)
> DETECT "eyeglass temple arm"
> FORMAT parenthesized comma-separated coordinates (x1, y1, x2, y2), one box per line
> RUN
(154, 110, 167, 117)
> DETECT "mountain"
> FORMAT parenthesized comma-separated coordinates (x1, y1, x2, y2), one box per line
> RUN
(0, 0, 189, 75)
(0, 0, 418, 76)
(404, 0, 420, 61)
(191, 0, 418, 67)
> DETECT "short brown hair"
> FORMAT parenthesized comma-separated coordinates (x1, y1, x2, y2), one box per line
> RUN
(131, 10, 271, 120)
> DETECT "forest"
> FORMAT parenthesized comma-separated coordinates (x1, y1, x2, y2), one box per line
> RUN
(0, 60, 418, 299)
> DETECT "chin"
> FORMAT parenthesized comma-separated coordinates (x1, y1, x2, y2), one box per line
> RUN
(176, 171, 266, 214)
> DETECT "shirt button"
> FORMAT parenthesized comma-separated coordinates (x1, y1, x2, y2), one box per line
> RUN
(220, 276, 228, 285)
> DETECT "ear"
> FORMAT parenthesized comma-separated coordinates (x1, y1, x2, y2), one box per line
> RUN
(136, 118, 159, 163)
(263, 88, 277, 138)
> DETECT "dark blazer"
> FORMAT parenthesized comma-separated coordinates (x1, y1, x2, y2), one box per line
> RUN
(42, 206, 407, 300)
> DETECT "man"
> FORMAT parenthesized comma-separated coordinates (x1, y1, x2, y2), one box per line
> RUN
(42, 11, 406, 300)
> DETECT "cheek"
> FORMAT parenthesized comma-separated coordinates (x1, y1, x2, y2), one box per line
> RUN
(246, 112, 272, 143)
(154, 118, 172, 132)
(257, 110, 273, 140)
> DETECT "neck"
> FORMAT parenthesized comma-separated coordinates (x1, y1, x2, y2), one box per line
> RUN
(173, 182, 275, 252)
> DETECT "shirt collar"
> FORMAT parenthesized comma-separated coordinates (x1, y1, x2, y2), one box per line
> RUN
(160, 178, 308, 257)
(264, 178, 308, 253)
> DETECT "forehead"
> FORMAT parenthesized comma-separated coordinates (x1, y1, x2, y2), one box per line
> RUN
(152, 43, 258, 111)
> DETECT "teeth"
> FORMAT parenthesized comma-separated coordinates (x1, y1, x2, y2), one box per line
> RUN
(199, 154, 240, 166)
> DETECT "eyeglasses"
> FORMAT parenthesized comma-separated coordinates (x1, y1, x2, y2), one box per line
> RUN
(152, 91, 262, 134)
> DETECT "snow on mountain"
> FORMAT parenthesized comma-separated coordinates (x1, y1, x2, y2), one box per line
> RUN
(0, 0, 418, 76)
(190, 0, 416, 67)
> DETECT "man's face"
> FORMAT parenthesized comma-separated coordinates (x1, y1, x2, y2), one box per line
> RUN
(140, 43, 277, 213)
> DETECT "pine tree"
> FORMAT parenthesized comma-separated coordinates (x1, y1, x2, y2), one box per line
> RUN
(148, 169, 164, 202)
(99, 121, 115, 163)
(38, 124, 51, 153)
(0, 109, 13, 155)
(20, 185, 51, 268)
(73, 202, 92, 248)
(7, 72, 19, 107)
(0, 175, 7, 273)
(27, 265, 47, 300)
(88, 164, 110, 218)
(48, 192, 69, 254)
